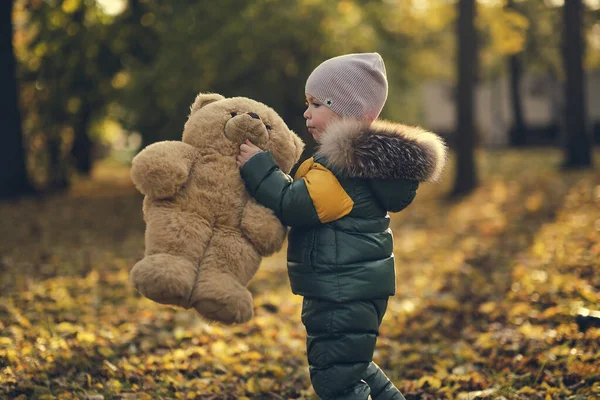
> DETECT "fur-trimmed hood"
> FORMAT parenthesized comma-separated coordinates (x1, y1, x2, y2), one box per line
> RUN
(315, 119, 447, 182)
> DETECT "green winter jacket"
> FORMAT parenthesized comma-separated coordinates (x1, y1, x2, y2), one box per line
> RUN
(240, 119, 447, 303)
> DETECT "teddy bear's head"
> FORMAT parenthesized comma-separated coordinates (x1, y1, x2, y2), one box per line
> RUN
(182, 93, 304, 173)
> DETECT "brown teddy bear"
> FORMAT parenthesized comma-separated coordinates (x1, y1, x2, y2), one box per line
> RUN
(129, 93, 304, 324)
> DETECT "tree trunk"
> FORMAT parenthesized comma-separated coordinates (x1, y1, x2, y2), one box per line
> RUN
(0, 0, 34, 199)
(507, 0, 527, 147)
(562, 0, 592, 168)
(508, 50, 528, 147)
(452, 0, 478, 197)
(47, 135, 70, 192)
(71, 128, 94, 175)
(70, 9, 95, 176)
(71, 105, 94, 175)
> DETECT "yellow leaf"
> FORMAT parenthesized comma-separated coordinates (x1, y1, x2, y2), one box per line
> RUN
(242, 351, 262, 361)
(172, 348, 186, 360)
(518, 322, 545, 340)
(77, 331, 97, 343)
(62, 0, 81, 14)
(479, 6, 529, 55)
(98, 347, 114, 358)
(232, 364, 252, 376)
(56, 322, 77, 334)
(86, 270, 99, 285)
(3, 349, 18, 363)
(111, 72, 130, 89)
(259, 378, 276, 392)
(246, 377, 259, 394)
(210, 340, 228, 355)
(435, 365, 449, 380)
(479, 302, 496, 314)
(406, 352, 422, 363)
(103, 360, 118, 373)
(265, 364, 286, 379)
(107, 379, 122, 393)
(518, 386, 537, 395)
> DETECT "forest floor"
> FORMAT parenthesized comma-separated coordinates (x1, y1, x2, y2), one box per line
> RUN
(0, 149, 599, 400)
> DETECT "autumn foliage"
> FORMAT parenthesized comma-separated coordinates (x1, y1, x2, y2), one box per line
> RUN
(1, 150, 599, 399)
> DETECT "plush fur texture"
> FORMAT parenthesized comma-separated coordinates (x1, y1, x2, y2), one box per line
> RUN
(316, 119, 447, 182)
(130, 93, 304, 324)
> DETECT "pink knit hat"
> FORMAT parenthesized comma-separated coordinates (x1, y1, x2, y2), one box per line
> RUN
(305, 52, 388, 121)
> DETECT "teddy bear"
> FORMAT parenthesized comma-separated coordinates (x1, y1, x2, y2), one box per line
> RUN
(129, 93, 304, 324)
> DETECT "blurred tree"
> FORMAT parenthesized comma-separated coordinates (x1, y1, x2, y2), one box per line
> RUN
(506, 0, 527, 147)
(366, 0, 456, 125)
(452, 0, 478, 197)
(473, 0, 598, 148)
(514, 0, 599, 146)
(119, 1, 360, 159)
(562, 0, 593, 168)
(522, 0, 599, 75)
(14, 0, 157, 191)
(1, 0, 33, 199)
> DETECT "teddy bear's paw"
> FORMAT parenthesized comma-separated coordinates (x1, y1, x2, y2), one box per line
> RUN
(130, 254, 198, 308)
(193, 297, 254, 325)
(241, 201, 287, 256)
(243, 222, 287, 256)
(190, 281, 254, 325)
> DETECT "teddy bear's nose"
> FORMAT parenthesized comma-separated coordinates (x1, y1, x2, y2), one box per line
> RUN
(247, 112, 260, 120)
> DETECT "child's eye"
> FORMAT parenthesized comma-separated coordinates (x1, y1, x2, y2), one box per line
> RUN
(312, 102, 320, 108)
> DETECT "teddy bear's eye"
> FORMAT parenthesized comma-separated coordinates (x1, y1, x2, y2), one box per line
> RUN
(265, 124, 272, 130)
(230, 112, 237, 117)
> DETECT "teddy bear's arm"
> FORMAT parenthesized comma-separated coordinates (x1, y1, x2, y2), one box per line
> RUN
(241, 199, 287, 257)
(130, 141, 198, 199)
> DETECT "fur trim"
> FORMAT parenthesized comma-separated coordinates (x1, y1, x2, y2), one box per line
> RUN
(316, 119, 447, 182)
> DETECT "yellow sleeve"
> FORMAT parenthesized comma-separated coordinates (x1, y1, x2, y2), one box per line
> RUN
(300, 162, 354, 224)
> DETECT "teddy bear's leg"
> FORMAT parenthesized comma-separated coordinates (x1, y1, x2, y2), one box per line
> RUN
(131, 209, 214, 309)
(130, 254, 198, 308)
(189, 229, 261, 324)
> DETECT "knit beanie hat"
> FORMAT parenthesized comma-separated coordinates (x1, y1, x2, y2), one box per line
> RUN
(305, 52, 388, 121)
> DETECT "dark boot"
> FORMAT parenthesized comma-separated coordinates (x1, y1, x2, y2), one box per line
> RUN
(362, 362, 406, 400)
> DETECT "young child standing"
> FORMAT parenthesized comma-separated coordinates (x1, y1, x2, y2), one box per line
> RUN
(237, 53, 447, 400)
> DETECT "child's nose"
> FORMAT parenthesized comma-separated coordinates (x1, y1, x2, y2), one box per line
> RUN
(303, 108, 310, 119)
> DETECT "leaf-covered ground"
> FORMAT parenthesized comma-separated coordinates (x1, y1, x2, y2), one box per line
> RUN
(1, 150, 599, 400)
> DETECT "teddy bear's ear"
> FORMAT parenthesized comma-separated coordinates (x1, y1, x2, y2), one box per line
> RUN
(190, 92, 225, 114)
(292, 133, 305, 162)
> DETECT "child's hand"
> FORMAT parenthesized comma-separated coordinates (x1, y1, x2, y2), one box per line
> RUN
(237, 139, 261, 168)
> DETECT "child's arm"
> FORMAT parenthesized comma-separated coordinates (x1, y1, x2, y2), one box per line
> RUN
(239, 151, 353, 227)
(130, 141, 197, 199)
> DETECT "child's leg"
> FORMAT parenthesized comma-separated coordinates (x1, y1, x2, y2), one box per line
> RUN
(301, 298, 384, 400)
(363, 362, 406, 400)
(361, 300, 406, 400)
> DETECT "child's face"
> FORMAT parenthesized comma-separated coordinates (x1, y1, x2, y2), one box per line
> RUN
(304, 94, 341, 142)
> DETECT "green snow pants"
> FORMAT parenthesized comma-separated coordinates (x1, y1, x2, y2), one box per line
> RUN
(301, 298, 406, 400)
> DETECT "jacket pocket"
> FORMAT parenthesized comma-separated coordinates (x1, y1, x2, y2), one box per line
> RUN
(306, 229, 316, 268)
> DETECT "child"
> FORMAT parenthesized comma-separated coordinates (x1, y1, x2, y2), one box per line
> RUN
(237, 53, 447, 400)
